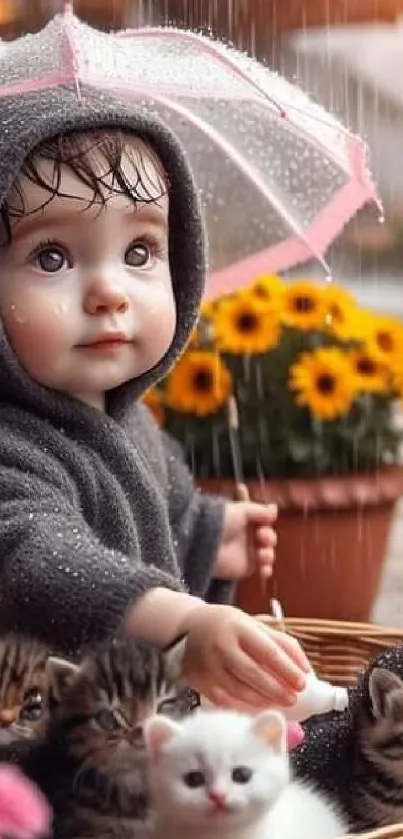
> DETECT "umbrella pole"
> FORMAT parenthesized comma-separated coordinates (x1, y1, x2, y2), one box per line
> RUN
(227, 398, 270, 605)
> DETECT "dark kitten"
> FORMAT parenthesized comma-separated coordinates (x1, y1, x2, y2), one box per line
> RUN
(24, 636, 193, 839)
(0, 634, 52, 748)
(346, 666, 403, 830)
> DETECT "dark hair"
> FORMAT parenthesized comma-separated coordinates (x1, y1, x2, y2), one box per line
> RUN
(0, 128, 169, 245)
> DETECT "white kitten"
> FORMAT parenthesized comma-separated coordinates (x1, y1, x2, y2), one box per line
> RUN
(145, 708, 347, 839)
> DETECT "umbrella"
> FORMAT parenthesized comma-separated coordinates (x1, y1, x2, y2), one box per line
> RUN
(0, 4, 380, 299)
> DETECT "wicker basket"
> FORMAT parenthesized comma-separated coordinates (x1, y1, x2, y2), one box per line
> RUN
(257, 616, 403, 839)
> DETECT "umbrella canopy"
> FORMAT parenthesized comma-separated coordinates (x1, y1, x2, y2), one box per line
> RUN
(0, 5, 379, 299)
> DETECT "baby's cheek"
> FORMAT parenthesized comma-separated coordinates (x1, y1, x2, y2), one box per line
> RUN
(2, 292, 72, 374)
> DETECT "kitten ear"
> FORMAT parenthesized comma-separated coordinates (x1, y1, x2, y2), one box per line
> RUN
(48, 656, 80, 703)
(145, 715, 181, 760)
(163, 635, 187, 684)
(251, 710, 286, 754)
(369, 667, 403, 719)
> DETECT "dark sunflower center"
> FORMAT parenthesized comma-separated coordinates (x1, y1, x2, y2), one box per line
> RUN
(236, 312, 259, 333)
(357, 357, 376, 376)
(329, 304, 342, 323)
(193, 368, 214, 393)
(293, 295, 315, 313)
(377, 331, 393, 352)
(316, 374, 336, 394)
(254, 285, 269, 299)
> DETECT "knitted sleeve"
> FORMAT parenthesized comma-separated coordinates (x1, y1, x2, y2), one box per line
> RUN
(0, 465, 182, 656)
(161, 431, 234, 604)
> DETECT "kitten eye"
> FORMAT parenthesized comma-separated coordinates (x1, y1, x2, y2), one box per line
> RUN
(183, 770, 205, 789)
(232, 766, 253, 784)
(157, 698, 176, 714)
(95, 709, 121, 732)
(20, 691, 44, 722)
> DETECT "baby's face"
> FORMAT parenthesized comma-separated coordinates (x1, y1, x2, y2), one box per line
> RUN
(0, 138, 175, 410)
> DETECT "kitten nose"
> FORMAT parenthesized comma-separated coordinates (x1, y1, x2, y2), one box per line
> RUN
(208, 789, 227, 810)
(129, 724, 145, 748)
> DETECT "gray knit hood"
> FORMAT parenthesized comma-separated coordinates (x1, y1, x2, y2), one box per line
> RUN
(0, 83, 205, 422)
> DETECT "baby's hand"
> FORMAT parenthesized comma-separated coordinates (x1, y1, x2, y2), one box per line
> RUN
(180, 604, 310, 711)
(215, 500, 277, 580)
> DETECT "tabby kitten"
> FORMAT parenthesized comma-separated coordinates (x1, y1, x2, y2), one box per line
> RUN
(346, 666, 403, 831)
(24, 636, 193, 839)
(0, 634, 52, 750)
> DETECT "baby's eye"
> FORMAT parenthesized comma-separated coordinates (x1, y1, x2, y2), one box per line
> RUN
(125, 242, 150, 268)
(35, 246, 69, 273)
(183, 770, 205, 788)
(232, 766, 252, 784)
(20, 690, 44, 723)
(95, 709, 121, 731)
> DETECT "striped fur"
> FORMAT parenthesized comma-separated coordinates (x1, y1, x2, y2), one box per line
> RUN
(24, 637, 196, 839)
(0, 633, 50, 747)
(347, 667, 403, 831)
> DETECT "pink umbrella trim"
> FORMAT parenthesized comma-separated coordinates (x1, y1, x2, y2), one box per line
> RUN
(205, 134, 378, 299)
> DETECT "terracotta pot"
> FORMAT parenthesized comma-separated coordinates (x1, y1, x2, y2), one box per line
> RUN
(199, 466, 403, 622)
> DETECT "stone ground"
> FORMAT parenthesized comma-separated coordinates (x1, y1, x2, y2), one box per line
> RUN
(372, 499, 403, 626)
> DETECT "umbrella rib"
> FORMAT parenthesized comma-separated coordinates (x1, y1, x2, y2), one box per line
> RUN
(129, 86, 330, 273)
(117, 26, 287, 119)
(118, 27, 369, 181)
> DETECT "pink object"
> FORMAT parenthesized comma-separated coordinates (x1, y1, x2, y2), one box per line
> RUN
(286, 722, 305, 750)
(0, 4, 380, 300)
(0, 766, 51, 839)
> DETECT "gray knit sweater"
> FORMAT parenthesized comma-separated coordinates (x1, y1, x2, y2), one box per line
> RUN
(0, 74, 228, 654)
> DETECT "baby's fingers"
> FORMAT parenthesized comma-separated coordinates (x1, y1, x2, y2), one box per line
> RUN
(270, 629, 312, 674)
(208, 684, 275, 713)
(225, 647, 298, 706)
(241, 624, 307, 693)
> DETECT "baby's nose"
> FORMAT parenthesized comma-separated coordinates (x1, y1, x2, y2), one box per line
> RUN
(84, 284, 129, 315)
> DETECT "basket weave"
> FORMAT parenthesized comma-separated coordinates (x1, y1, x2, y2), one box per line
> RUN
(257, 616, 403, 839)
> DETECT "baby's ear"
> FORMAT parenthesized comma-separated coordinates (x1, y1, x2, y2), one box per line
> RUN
(369, 667, 403, 719)
(48, 656, 80, 704)
(145, 715, 181, 760)
(251, 710, 286, 754)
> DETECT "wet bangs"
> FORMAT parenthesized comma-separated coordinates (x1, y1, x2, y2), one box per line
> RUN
(0, 128, 169, 244)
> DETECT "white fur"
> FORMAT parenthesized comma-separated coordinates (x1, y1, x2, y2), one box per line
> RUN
(145, 709, 346, 839)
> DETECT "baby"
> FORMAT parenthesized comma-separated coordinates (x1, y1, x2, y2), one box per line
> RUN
(0, 19, 309, 711)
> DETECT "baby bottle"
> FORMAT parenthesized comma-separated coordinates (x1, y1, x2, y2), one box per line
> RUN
(269, 600, 349, 723)
(280, 671, 349, 722)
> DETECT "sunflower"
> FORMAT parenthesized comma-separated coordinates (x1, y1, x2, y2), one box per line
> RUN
(347, 348, 390, 393)
(391, 363, 403, 401)
(165, 350, 232, 416)
(142, 388, 165, 426)
(200, 300, 220, 321)
(289, 348, 359, 420)
(281, 280, 328, 331)
(365, 313, 403, 366)
(213, 292, 280, 354)
(249, 273, 285, 303)
(321, 285, 363, 342)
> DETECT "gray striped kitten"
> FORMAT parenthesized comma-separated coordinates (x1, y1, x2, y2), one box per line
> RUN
(24, 636, 194, 839)
(347, 666, 403, 830)
(0, 634, 54, 748)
